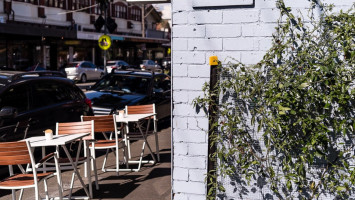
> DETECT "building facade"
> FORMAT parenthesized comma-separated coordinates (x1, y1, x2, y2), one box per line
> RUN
(0, 0, 170, 70)
(171, 0, 353, 199)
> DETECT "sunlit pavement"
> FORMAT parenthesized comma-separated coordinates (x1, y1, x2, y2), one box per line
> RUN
(0, 126, 171, 200)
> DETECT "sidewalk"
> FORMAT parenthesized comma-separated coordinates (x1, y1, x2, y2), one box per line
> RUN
(0, 126, 171, 200)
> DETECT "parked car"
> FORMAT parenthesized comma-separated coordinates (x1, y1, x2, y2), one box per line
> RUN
(0, 71, 93, 142)
(106, 60, 131, 73)
(64, 61, 104, 83)
(162, 57, 171, 70)
(140, 60, 162, 72)
(85, 70, 171, 120)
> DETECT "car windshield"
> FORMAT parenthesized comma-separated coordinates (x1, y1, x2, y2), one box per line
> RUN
(91, 75, 150, 94)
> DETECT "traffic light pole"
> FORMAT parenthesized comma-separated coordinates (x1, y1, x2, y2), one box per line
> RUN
(103, 2, 108, 75)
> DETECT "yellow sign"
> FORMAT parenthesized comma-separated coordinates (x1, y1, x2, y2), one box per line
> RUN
(98, 35, 111, 50)
(209, 56, 218, 66)
(167, 48, 171, 55)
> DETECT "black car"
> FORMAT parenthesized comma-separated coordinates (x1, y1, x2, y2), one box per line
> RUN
(85, 70, 171, 120)
(0, 71, 93, 142)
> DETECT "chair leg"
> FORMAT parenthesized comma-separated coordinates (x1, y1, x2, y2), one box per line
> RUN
(19, 189, 23, 200)
(116, 146, 120, 176)
(155, 132, 160, 162)
(44, 179, 49, 200)
(137, 141, 146, 171)
(92, 156, 99, 190)
(102, 149, 110, 172)
(69, 172, 76, 200)
(35, 184, 40, 200)
(11, 189, 16, 200)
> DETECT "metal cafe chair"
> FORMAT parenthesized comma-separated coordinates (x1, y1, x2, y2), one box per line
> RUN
(81, 114, 128, 175)
(44, 121, 99, 198)
(124, 104, 160, 162)
(0, 140, 62, 200)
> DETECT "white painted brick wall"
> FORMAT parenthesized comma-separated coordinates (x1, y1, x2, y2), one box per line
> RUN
(206, 24, 242, 38)
(171, 0, 353, 199)
(188, 10, 223, 24)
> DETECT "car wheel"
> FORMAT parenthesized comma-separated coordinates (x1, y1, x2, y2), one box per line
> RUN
(80, 74, 87, 83)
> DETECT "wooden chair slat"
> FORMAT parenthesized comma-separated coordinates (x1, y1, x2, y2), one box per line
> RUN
(0, 141, 27, 148)
(0, 146, 28, 152)
(0, 150, 29, 156)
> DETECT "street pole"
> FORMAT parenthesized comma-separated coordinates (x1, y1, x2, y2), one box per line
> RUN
(141, 4, 145, 38)
(103, 2, 108, 75)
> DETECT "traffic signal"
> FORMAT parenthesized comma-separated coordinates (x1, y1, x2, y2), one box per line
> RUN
(106, 16, 117, 33)
(94, 15, 105, 32)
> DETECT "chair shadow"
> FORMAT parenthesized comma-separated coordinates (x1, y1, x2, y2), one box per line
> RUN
(72, 149, 171, 198)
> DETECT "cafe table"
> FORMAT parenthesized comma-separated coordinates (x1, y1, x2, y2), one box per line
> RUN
(116, 113, 157, 172)
(26, 133, 93, 200)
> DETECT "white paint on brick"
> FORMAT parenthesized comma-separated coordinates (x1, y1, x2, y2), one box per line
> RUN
(188, 38, 223, 51)
(173, 51, 206, 64)
(173, 77, 209, 90)
(173, 193, 189, 200)
(189, 169, 207, 182)
(173, 39, 188, 50)
(173, 12, 188, 25)
(224, 38, 259, 51)
(188, 117, 209, 131)
(172, 0, 193, 12)
(173, 103, 206, 117)
(173, 167, 189, 181)
(260, 8, 280, 22)
(174, 143, 189, 156)
(173, 116, 188, 129)
(172, 63, 188, 77)
(223, 10, 259, 23)
(188, 143, 208, 157)
(259, 37, 274, 51)
(174, 156, 207, 169)
(173, 181, 206, 195)
(188, 10, 223, 24)
(241, 51, 267, 64)
(173, 129, 207, 143)
(242, 23, 277, 37)
(188, 65, 211, 78)
(173, 25, 205, 38)
(206, 24, 242, 38)
(187, 91, 205, 103)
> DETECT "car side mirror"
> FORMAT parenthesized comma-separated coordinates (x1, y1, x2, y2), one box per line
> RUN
(0, 106, 18, 118)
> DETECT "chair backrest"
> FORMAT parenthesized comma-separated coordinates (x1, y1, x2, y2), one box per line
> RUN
(56, 121, 94, 140)
(125, 104, 155, 115)
(0, 141, 31, 166)
(81, 115, 117, 133)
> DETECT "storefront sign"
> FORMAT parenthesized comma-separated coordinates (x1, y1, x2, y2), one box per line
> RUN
(193, 0, 253, 8)
(64, 40, 81, 45)
(98, 35, 111, 50)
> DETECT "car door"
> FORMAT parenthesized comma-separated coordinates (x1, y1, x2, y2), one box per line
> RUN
(152, 74, 171, 120)
(0, 83, 32, 141)
(81, 62, 92, 80)
(90, 62, 101, 80)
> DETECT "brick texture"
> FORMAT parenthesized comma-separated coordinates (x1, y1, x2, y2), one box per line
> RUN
(171, 0, 353, 199)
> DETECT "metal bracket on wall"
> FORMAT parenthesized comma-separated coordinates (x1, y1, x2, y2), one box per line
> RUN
(193, 0, 254, 9)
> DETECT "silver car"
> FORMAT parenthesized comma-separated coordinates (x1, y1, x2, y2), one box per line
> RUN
(140, 60, 162, 72)
(65, 61, 104, 83)
(106, 60, 130, 73)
